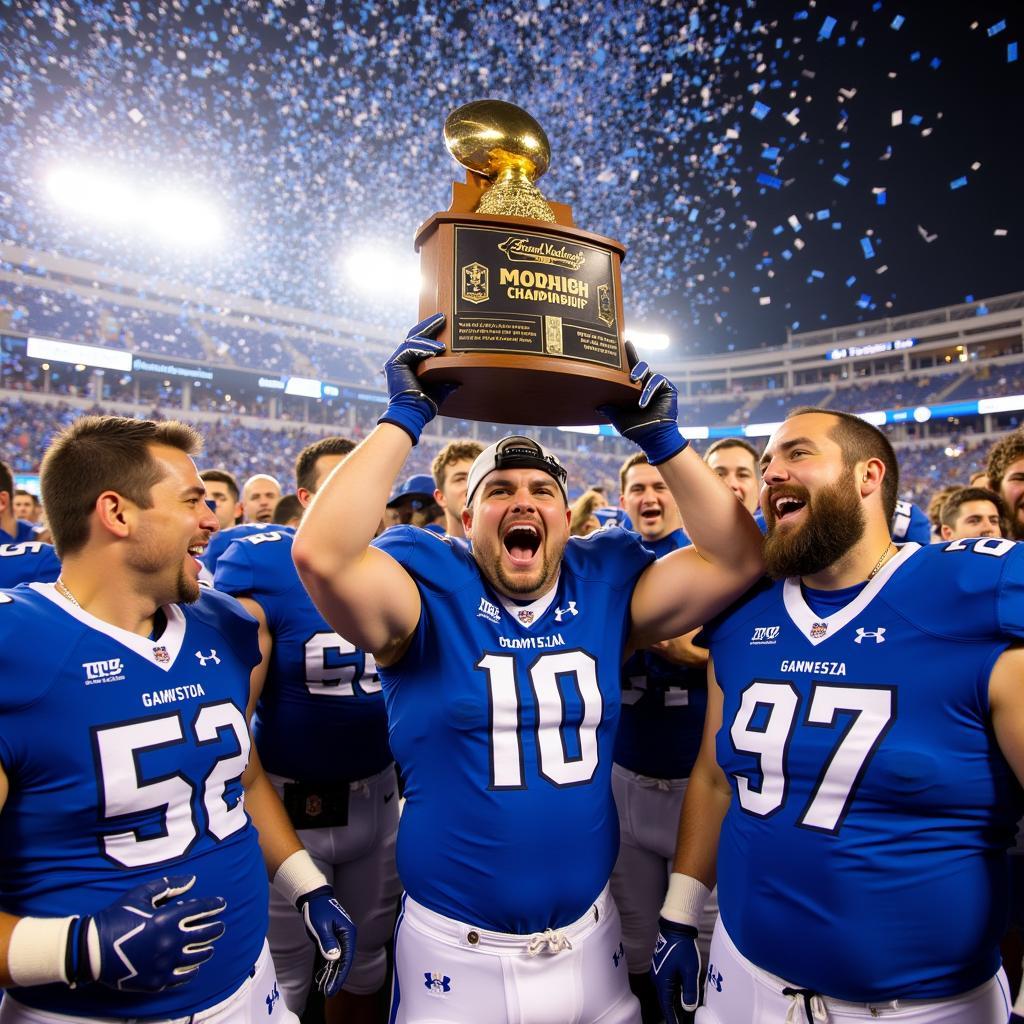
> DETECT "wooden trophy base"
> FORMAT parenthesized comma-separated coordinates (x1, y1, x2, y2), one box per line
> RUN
(414, 174, 638, 426)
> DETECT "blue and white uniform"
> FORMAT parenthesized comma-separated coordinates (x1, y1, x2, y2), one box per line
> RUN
(702, 538, 1024, 1008)
(373, 525, 653, 1024)
(201, 522, 281, 578)
(215, 528, 399, 1007)
(611, 528, 718, 974)
(0, 520, 41, 545)
(0, 542, 59, 587)
(0, 583, 288, 1021)
(891, 498, 931, 544)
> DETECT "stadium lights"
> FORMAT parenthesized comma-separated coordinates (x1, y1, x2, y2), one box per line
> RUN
(45, 166, 222, 248)
(625, 328, 670, 351)
(342, 246, 421, 301)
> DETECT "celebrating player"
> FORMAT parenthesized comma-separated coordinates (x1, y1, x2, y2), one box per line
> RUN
(293, 315, 764, 1024)
(430, 439, 484, 538)
(215, 436, 399, 1023)
(0, 416, 356, 1024)
(652, 408, 1024, 1023)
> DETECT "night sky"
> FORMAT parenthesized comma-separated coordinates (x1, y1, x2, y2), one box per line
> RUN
(0, 0, 1020, 355)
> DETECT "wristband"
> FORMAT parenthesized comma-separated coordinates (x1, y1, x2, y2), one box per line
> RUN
(8, 915, 77, 987)
(640, 424, 689, 466)
(273, 849, 330, 909)
(660, 872, 711, 928)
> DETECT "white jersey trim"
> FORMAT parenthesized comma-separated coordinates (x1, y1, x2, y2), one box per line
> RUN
(782, 543, 921, 647)
(496, 570, 561, 630)
(29, 581, 187, 671)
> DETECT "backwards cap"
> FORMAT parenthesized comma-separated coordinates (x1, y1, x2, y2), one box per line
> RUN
(465, 436, 569, 508)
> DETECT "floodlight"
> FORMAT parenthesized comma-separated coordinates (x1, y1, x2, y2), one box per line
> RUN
(625, 328, 670, 351)
(342, 246, 421, 300)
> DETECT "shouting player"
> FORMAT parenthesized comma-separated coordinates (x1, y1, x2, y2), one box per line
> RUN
(293, 315, 764, 1024)
(653, 408, 1024, 1023)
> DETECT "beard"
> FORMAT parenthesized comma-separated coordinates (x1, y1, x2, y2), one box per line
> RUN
(486, 549, 559, 597)
(1011, 510, 1024, 541)
(176, 563, 201, 604)
(764, 471, 866, 579)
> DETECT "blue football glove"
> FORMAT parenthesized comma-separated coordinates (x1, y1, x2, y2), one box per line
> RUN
(378, 313, 454, 444)
(68, 875, 226, 991)
(297, 886, 357, 998)
(650, 917, 701, 1023)
(599, 342, 687, 465)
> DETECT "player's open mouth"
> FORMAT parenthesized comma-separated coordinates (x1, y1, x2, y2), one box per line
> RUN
(640, 508, 661, 522)
(772, 494, 807, 522)
(187, 543, 207, 569)
(503, 523, 541, 567)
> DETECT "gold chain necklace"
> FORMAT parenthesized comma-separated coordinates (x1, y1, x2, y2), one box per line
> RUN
(866, 542, 894, 581)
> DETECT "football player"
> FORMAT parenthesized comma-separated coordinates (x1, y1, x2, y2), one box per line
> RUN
(430, 439, 484, 539)
(215, 436, 398, 1023)
(242, 474, 282, 525)
(611, 453, 718, 1022)
(653, 408, 1024, 1023)
(293, 315, 764, 1024)
(0, 417, 356, 1024)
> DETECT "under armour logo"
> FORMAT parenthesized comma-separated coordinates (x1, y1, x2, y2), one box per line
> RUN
(707, 962, 724, 993)
(195, 649, 221, 666)
(554, 601, 578, 622)
(853, 627, 886, 645)
(266, 982, 280, 1014)
(424, 972, 451, 993)
(612, 941, 624, 968)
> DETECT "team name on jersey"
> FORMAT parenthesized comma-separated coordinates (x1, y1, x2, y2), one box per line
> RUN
(497, 633, 565, 650)
(779, 659, 847, 676)
(142, 682, 207, 707)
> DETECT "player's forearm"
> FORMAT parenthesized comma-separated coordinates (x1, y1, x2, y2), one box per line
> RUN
(671, 762, 731, 888)
(244, 766, 304, 877)
(657, 445, 764, 580)
(293, 423, 411, 580)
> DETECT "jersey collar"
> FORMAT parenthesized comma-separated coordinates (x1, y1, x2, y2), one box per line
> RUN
(782, 543, 920, 647)
(31, 581, 187, 671)
(495, 570, 561, 630)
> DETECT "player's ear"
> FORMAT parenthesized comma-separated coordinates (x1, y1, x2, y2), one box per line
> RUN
(939, 523, 954, 541)
(859, 457, 885, 500)
(95, 490, 133, 540)
(296, 487, 313, 509)
(461, 505, 474, 536)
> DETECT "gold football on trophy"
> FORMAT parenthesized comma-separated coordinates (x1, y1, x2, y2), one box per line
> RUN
(443, 100, 556, 222)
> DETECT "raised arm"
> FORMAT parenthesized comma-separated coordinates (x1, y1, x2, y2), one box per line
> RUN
(600, 348, 764, 646)
(293, 315, 448, 663)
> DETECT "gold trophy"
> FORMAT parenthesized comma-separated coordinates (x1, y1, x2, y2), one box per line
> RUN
(414, 99, 639, 426)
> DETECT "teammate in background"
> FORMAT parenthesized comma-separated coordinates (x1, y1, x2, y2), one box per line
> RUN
(215, 436, 399, 1024)
(612, 453, 716, 1024)
(890, 496, 932, 544)
(0, 540, 60, 587)
(971, 469, 993, 489)
(0, 416, 356, 1024)
(988, 430, 1024, 541)
(293, 315, 764, 1024)
(200, 468, 243, 531)
(430, 439, 484, 539)
(385, 474, 435, 527)
(272, 494, 303, 528)
(201, 522, 283, 579)
(939, 486, 1007, 540)
(569, 490, 604, 536)
(243, 474, 282, 524)
(704, 438, 760, 514)
(926, 484, 960, 540)
(653, 408, 1024, 1024)
(12, 490, 41, 525)
(0, 460, 41, 544)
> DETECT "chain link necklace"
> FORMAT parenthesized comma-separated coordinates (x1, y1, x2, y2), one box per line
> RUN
(867, 541, 895, 581)
(55, 576, 81, 608)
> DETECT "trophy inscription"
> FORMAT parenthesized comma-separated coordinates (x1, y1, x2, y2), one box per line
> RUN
(414, 99, 638, 426)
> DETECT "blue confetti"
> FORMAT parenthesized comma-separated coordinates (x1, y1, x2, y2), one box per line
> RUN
(833, 173, 850, 187)
(816, 209, 829, 220)
(910, 51, 920, 62)
(976, 304, 990, 315)
(891, 14, 905, 30)
(950, 176, 968, 190)
(930, 57, 941, 69)
(761, 146, 780, 160)
(845, 276, 857, 287)
(857, 294, 873, 309)
(876, 189, 887, 206)
(860, 237, 876, 259)
(1009, 42, 1018, 62)
(750, 100, 771, 120)
(756, 172, 783, 190)
(988, 20, 1006, 37)
(820, 16, 837, 39)
(909, 114, 922, 125)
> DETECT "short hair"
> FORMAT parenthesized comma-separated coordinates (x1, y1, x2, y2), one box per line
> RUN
(938, 486, 1006, 529)
(199, 468, 240, 502)
(618, 452, 649, 494)
(432, 439, 485, 490)
(40, 416, 202, 558)
(294, 436, 356, 494)
(704, 437, 759, 466)
(986, 430, 1024, 493)
(786, 407, 899, 521)
(14, 488, 38, 505)
(272, 493, 304, 525)
(927, 484, 961, 530)
(0, 458, 12, 502)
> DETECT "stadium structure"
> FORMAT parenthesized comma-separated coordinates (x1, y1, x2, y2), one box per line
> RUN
(1, 243, 1022, 503)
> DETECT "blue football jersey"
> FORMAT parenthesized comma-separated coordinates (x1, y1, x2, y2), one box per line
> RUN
(705, 538, 1024, 1000)
(0, 541, 60, 587)
(201, 522, 283, 577)
(0, 584, 268, 1018)
(0, 519, 41, 544)
(891, 498, 931, 544)
(214, 529, 391, 782)
(615, 528, 707, 780)
(372, 525, 654, 933)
